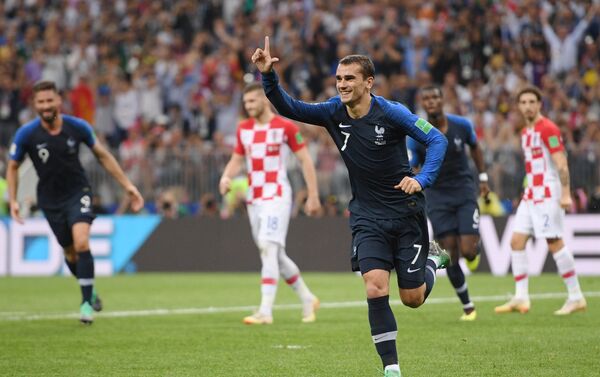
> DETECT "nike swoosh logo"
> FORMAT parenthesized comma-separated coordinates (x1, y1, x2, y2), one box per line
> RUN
(373, 335, 385, 342)
(407, 267, 421, 273)
(36, 143, 47, 149)
(338, 123, 352, 128)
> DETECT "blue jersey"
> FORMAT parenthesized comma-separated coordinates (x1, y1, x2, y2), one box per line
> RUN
(9, 115, 97, 209)
(262, 71, 447, 219)
(408, 114, 477, 194)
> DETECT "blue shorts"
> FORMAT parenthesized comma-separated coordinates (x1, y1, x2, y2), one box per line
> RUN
(426, 189, 479, 239)
(350, 210, 430, 289)
(41, 191, 96, 248)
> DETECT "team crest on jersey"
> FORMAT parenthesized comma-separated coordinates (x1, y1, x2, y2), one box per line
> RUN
(67, 137, 76, 153)
(374, 125, 386, 145)
(454, 137, 462, 151)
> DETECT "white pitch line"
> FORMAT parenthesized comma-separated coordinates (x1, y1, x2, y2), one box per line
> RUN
(1, 291, 599, 322)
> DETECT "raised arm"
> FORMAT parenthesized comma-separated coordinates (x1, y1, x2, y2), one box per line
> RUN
(92, 141, 144, 212)
(253, 36, 333, 126)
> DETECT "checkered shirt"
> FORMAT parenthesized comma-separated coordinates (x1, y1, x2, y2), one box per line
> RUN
(521, 117, 564, 203)
(234, 116, 305, 203)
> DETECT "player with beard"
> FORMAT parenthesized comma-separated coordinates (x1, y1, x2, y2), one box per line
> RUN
(495, 86, 586, 315)
(7, 81, 144, 324)
(408, 85, 490, 321)
(220, 82, 322, 325)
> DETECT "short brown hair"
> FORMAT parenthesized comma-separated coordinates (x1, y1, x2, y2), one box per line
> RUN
(32, 80, 58, 94)
(338, 55, 375, 79)
(516, 86, 542, 102)
(243, 82, 264, 95)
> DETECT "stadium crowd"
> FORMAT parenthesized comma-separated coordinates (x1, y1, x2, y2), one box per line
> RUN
(0, 0, 599, 217)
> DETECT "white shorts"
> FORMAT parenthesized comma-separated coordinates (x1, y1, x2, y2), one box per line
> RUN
(247, 200, 291, 246)
(513, 199, 564, 239)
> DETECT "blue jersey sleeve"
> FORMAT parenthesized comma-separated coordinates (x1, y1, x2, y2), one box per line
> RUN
(69, 116, 97, 148)
(262, 70, 336, 126)
(383, 102, 448, 189)
(406, 136, 423, 168)
(9, 127, 28, 162)
(464, 118, 477, 146)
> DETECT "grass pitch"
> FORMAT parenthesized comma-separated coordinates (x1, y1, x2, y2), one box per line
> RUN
(1, 273, 599, 376)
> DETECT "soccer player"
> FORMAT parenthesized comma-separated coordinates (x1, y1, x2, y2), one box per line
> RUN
(494, 86, 586, 315)
(7, 81, 144, 324)
(408, 85, 490, 321)
(252, 37, 449, 377)
(219, 82, 322, 325)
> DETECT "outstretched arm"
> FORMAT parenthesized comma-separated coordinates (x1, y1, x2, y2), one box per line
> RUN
(253, 36, 333, 126)
(294, 147, 322, 216)
(92, 141, 144, 212)
(6, 160, 23, 223)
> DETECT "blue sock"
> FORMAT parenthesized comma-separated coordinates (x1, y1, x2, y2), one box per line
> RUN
(424, 259, 437, 300)
(447, 262, 474, 313)
(76, 251, 94, 304)
(367, 295, 398, 367)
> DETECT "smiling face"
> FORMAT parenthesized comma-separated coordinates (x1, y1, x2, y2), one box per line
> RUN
(335, 62, 373, 107)
(33, 89, 62, 123)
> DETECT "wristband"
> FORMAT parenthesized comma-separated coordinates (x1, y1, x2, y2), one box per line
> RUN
(479, 173, 488, 182)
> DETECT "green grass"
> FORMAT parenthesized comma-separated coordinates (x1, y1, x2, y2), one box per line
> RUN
(1, 273, 599, 376)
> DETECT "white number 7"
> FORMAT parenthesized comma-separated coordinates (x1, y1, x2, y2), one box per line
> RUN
(411, 244, 422, 264)
(341, 131, 351, 151)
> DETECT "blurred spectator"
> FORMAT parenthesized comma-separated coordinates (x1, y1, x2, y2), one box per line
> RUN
(0, 0, 598, 214)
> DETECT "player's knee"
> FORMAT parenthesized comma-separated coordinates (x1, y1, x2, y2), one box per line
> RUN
(510, 238, 524, 251)
(73, 240, 90, 252)
(64, 246, 77, 262)
(400, 295, 424, 308)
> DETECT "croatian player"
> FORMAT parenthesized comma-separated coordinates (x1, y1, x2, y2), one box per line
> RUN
(219, 82, 321, 325)
(495, 86, 586, 315)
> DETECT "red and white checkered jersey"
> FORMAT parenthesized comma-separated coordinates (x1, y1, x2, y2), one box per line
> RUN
(234, 116, 305, 203)
(521, 117, 564, 203)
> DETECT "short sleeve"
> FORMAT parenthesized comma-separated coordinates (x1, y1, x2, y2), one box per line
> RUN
(540, 121, 564, 154)
(234, 126, 245, 155)
(9, 128, 28, 162)
(284, 121, 305, 152)
(72, 117, 97, 148)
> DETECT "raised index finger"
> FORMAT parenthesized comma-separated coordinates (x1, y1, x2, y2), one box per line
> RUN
(264, 36, 270, 54)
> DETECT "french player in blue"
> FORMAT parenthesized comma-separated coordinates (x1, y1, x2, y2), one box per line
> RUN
(252, 37, 449, 377)
(6, 81, 144, 324)
(408, 85, 491, 321)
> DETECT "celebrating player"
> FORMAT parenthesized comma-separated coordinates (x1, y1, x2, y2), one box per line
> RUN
(7, 81, 144, 324)
(252, 36, 449, 377)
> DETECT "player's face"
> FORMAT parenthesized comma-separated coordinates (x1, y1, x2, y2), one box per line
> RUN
(34, 89, 61, 123)
(335, 63, 373, 106)
(420, 89, 443, 117)
(243, 90, 266, 119)
(518, 93, 541, 122)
